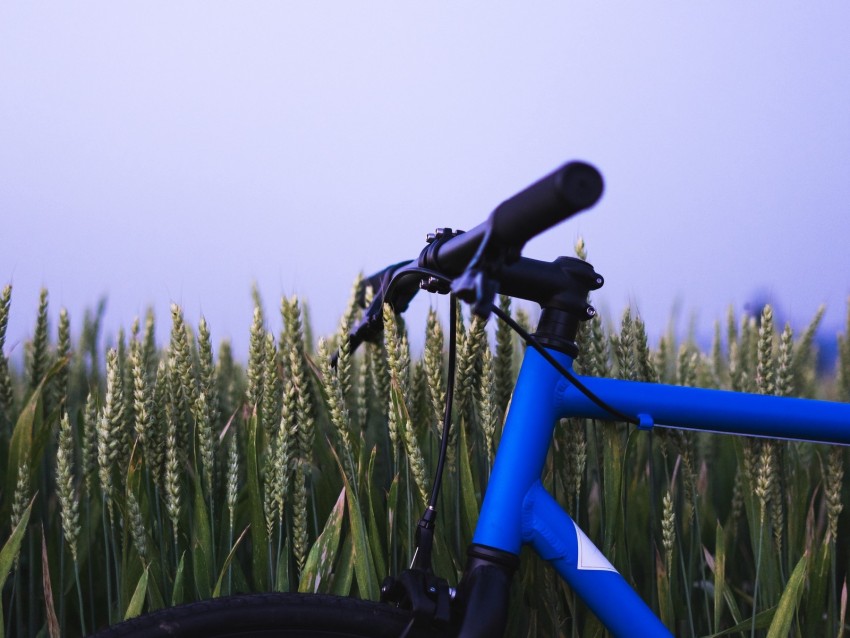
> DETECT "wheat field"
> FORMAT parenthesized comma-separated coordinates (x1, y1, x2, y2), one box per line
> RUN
(1, 278, 849, 637)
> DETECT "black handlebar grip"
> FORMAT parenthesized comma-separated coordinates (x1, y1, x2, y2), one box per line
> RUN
(488, 161, 603, 247)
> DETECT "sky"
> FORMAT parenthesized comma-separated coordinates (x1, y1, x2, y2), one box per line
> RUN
(2, 2, 849, 362)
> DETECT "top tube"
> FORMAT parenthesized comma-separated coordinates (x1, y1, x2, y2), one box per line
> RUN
(559, 370, 850, 446)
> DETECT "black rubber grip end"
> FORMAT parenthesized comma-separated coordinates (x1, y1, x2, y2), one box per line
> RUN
(489, 161, 603, 247)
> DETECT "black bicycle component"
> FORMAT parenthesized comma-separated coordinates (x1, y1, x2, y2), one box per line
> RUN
(410, 506, 438, 571)
(341, 161, 604, 353)
(379, 570, 453, 633)
(88, 592, 446, 637)
(344, 255, 604, 357)
(535, 307, 584, 357)
(489, 302, 640, 426)
(343, 260, 417, 356)
(397, 293, 457, 623)
(335, 161, 634, 638)
(489, 161, 604, 250)
(450, 263, 500, 318)
(501, 256, 602, 316)
(419, 161, 603, 275)
(454, 545, 521, 638)
(416, 162, 603, 317)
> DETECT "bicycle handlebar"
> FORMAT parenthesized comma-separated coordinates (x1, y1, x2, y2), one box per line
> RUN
(420, 161, 603, 274)
(491, 161, 604, 248)
(342, 160, 604, 356)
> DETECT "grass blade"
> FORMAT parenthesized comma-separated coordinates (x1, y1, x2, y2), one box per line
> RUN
(330, 534, 355, 596)
(365, 447, 387, 580)
(712, 522, 726, 632)
(331, 446, 378, 600)
(458, 419, 479, 544)
(191, 462, 213, 600)
(171, 552, 186, 606)
(704, 607, 776, 638)
(212, 526, 250, 598)
(245, 413, 269, 591)
(0, 497, 34, 638)
(601, 423, 625, 558)
(656, 550, 674, 632)
(804, 522, 831, 636)
(0, 496, 34, 590)
(298, 487, 345, 594)
(124, 568, 149, 621)
(766, 552, 808, 638)
(40, 527, 60, 638)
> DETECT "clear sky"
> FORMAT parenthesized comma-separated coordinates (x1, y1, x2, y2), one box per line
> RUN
(2, 2, 849, 361)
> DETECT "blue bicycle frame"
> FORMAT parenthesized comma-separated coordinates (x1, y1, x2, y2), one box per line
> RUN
(473, 345, 850, 637)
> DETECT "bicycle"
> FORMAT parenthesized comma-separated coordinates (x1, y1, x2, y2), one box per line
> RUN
(91, 161, 850, 637)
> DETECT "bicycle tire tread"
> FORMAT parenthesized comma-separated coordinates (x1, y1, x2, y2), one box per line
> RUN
(88, 592, 447, 638)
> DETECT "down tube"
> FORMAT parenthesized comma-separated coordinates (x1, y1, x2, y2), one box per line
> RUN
(473, 347, 671, 636)
(524, 481, 673, 637)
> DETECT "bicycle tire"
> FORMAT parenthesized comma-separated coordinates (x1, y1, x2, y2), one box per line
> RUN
(88, 592, 449, 638)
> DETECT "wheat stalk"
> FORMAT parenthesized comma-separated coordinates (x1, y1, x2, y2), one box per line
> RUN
(318, 338, 356, 485)
(662, 489, 676, 572)
(98, 349, 124, 520)
(0, 284, 13, 420)
(168, 304, 196, 455)
(56, 413, 80, 561)
(28, 288, 49, 392)
(479, 347, 497, 469)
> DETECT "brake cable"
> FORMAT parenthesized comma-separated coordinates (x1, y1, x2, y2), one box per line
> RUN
(379, 266, 640, 432)
(380, 265, 639, 634)
(487, 303, 640, 427)
(383, 263, 640, 572)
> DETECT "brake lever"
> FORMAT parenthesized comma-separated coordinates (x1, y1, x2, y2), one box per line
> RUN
(332, 260, 417, 366)
(448, 224, 515, 319)
(451, 268, 498, 319)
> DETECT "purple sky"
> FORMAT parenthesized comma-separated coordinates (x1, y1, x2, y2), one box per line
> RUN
(2, 2, 849, 360)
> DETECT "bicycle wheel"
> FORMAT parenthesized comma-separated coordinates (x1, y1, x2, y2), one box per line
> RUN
(88, 592, 449, 637)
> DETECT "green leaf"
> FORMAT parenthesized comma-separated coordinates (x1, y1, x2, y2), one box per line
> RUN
(712, 522, 726, 632)
(3, 390, 40, 521)
(191, 458, 213, 599)
(702, 522, 743, 631)
(245, 412, 269, 591)
(212, 526, 250, 598)
(601, 422, 625, 557)
(386, 473, 400, 573)
(299, 487, 345, 594)
(2, 359, 66, 522)
(656, 550, 674, 632)
(171, 552, 186, 606)
(704, 607, 776, 638)
(145, 564, 167, 612)
(365, 447, 387, 580)
(331, 446, 379, 600)
(40, 526, 60, 638)
(192, 540, 211, 600)
(124, 567, 149, 620)
(275, 535, 291, 593)
(458, 419, 479, 544)
(766, 552, 808, 638)
(0, 496, 34, 591)
(330, 534, 355, 596)
(0, 497, 34, 638)
(804, 525, 831, 637)
(347, 485, 379, 600)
